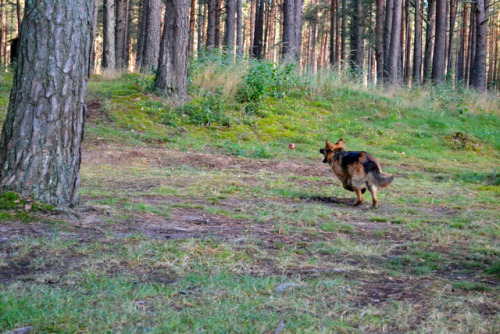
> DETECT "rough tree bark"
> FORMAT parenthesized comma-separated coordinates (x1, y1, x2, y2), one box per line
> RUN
(423, 0, 435, 82)
(189, 0, 196, 55)
(432, 0, 446, 83)
(0, 0, 96, 206)
(155, 0, 190, 102)
(413, 0, 422, 84)
(253, 0, 264, 58)
(456, 2, 468, 83)
(350, 0, 364, 73)
(115, 0, 129, 69)
(383, 0, 393, 77)
(206, 0, 217, 48)
(139, 0, 162, 73)
(470, 0, 489, 91)
(102, 0, 116, 69)
(282, 0, 302, 62)
(330, 0, 337, 65)
(236, 0, 243, 55)
(447, 0, 457, 75)
(375, 0, 384, 81)
(387, 0, 402, 83)
(224, 0, 236, 53)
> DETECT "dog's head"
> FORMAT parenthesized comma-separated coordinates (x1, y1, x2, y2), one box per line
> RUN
(320, 138, 345, 165)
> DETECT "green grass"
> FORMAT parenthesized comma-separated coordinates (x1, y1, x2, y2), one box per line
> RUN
(0, 63, 499, 332)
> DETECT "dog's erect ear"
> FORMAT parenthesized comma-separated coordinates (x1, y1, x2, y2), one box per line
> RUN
(335, 138, 345, 146)
(325, 139, 334, 149)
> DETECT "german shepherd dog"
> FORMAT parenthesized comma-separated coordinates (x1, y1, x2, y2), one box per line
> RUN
(320, 139, 393, 208)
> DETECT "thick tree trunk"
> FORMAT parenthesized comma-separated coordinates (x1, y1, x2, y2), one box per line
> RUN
(236, 0, 243, 55)
(329, 0, 337, 65)
(0, 0, 95, 206)
(404, 0, 412, 84)
(387, 0, 402, 83)
(0, 0, 3, 62)
(102, 0, 116, 69)
(155, 0, 190, 102)
(470, 0, 489, 91)
(197, 0, 204, 55)
(432, 0, 446, 83)
(456, 2, 468, 83)
(447, 0, 457, 75)
(350, 0, 364, 73)
(375, 0, 384, 81)
(215, 0, 222, 47)
(340, 0, 346, 65)
(268, 0, 276, 60)
(136, 0, 146, 70)
(466, 5, 476, 86)
(282, 0, 302, 62)
(423, 0, 435, 82)
(139, 0, 162, 73)
(487, 2, 495, 88)
(206, 0, 217, 48)
(115, 0, 128, 69)
(224, 0, 236, 53)
(189, 0, 196, 55)
(413, 0, 422, 84)
(250, 0, 256, 54)
(252, 0, 264, 58)
(383, 0, 393, 77)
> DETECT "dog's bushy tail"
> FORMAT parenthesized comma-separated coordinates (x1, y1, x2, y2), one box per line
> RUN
(367, 171, 394, 188)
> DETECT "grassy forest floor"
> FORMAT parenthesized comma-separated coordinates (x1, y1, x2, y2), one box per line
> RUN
(0, 62, 499, 332)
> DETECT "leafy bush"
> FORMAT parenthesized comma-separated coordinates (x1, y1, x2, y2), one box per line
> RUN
(237, 61, 297, 103)
(178, 90, 230, 126)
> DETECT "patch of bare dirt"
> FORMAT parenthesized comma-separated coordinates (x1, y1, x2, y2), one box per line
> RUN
(82, 146, 328, 178)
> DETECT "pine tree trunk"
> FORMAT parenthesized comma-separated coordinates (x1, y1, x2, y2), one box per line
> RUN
(282, 0, 296, 60)
(470, 0, 489, 91)
(0, 0, 3, 62)
(189, 0, 197, 56)
(215, 0, 222, 48)
(404, 0, 412, 84)
(103, 0, 116, 69)
(329, 0, 336, 65)
(466, 6, 476, 86)
(155, 0, 189, 102)
(447, 0, 457, 75)
(115, 0, 128, 69)
(206, 0, 217, 48)
(432, 0, 446, 83)
(486, 1, 495, 89)
(224, 0, 236, 53)
(236, 0, 243, 55)
(413, 0, 423, 84)
(340, 0, 346, 65)
(139, 0, 162, 73)
(0, 0, 95, 206)
(350, 0, 364, 73)
(387, 0, 402, 83)
(423, 0, 436, 82)
(252, 0, 264, 58)
(197, 0, 204, 55)
(383, 0, 394, 77)
(456, 2, 468, 83)
(375, 0, 384, 82)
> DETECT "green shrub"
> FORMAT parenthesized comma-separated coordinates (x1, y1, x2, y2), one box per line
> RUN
(179, 90, 230, 126)
(237, 61, 296, 103)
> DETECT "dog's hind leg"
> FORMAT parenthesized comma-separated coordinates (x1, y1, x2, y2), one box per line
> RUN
(353, 188, 363, 206)
(367, 184, 378, 208)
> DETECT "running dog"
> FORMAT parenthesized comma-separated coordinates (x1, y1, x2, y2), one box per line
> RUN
(319, 139, 393, 208)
